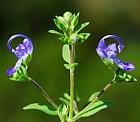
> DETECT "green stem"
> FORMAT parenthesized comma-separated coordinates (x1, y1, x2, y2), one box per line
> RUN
(29, 78, 58, 109)
(73, 80, 114, 121)
(69, 44, 75, 121)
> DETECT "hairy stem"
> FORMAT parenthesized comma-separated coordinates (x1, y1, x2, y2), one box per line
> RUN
(69, 44, 75, 121)
(29, 78, 58, 109)
(73, 80, 114, 121)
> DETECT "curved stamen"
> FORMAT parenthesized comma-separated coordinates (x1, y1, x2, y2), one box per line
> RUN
(113, 57, 135, 71)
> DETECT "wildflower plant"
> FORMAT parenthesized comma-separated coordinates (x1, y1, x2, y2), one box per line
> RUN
(6, 12, 137, 122)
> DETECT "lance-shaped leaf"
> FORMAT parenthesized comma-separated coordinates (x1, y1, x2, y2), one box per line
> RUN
(58, 104, 69, 122)
(88, 91, 100, 102)
(80, 101, 112, 118)
(23, 103, 57, 116)
(75, 22, 89, 33)
(48, 30, 63, 36)
(73, 100, 112, 121)
(71, 12, 79, 31)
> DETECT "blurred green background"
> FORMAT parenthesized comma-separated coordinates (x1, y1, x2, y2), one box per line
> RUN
(0, 0, 140, 122)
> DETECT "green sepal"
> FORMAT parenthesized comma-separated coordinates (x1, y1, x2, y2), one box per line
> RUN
(9, 64, 29, 81)
(88, 91, 100, 102)
(48, 30, 63, 36)
(78, 33, 90, 43)
(23, 103, 57, 116)
(75, 22, 89, 33)
(23, 54, 32, 66)
(114, 68, 137, 83)
(9, 55, 32, 81)
(102, 58, 114, 70)
(9, 73, 29, 81)
(58, 104, 69, 122)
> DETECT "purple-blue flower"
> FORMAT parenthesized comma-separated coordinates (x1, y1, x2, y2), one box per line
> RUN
(7, 34, 33, 76)
(96, 35, 135, 71)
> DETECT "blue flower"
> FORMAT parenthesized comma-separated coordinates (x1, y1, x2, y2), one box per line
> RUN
(7, 34, 33, 77)
(96, 35, 135, 71)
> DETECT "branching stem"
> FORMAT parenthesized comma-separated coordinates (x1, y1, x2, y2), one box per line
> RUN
(73, 79, 115, 121)
(29, 78, 58, 109)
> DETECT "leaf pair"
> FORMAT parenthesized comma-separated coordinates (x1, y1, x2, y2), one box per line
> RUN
(59, 93, 79, 115)
(62, 44, 78, 69)
(73, 91, 112, 121)
(49, 12, 90, 44)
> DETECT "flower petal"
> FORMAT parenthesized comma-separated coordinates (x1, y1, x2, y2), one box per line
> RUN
(7, 34, 33, 56)
(114, 58, 135, 71)
(6, 68, 16, 76)
(96, 48, 107, 58)
(106, 43, 117, 58)
(23, 39, 33, 54)
(100, 35, 124, 53)
(6, 59, 22, 76)
(15, 44, 26, 58)
(97, 39, 107, 50)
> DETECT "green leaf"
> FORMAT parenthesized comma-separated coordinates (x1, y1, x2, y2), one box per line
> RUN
(74, 101, 112, 120)
(48, 30, 63, 36)
(62, 44, 70, 63)
(59, 97, 70, 106)
(64, 64, 70, 69)
(78, 33, 90, 43)
(54, 18, 66, 30)
(23, 103, 57, 116)
(58, 104, 68, 122)
(80, 101, 112, 118)
(59, 93, 79, 115)
(75, 22, 89, 33)
(63, 12, 72, 22)
(71, 12, 79, 31)
(59, 37, 72, 44)
(88, 92, 100, 102)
